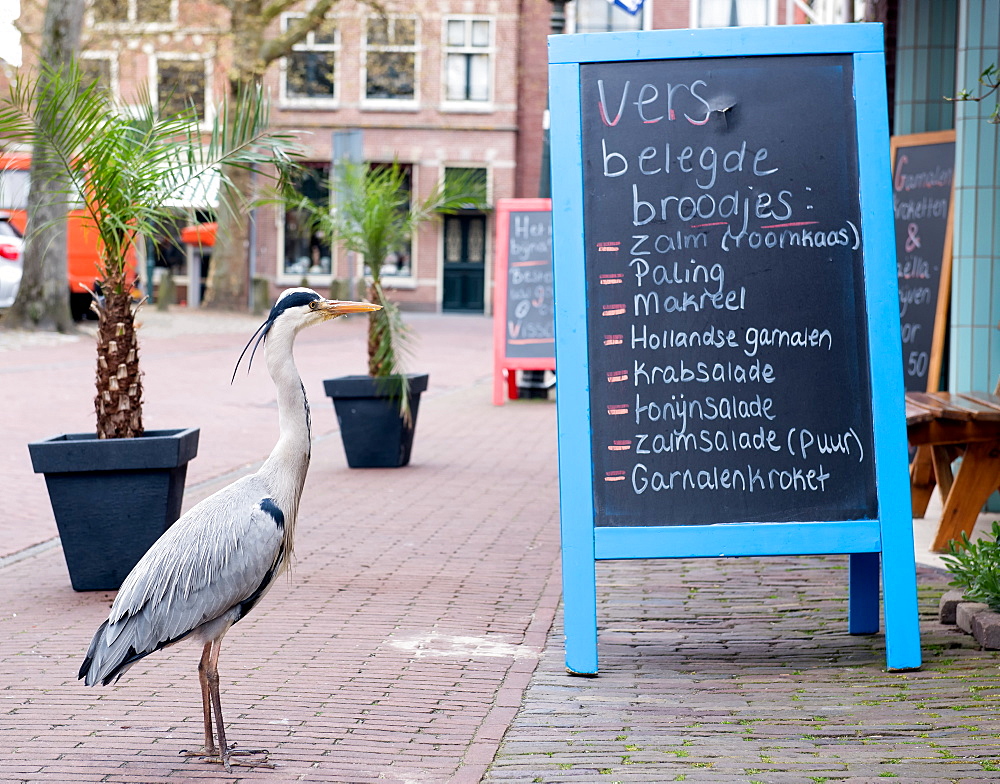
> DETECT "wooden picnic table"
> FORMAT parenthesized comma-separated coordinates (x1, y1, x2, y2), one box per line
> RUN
(906, 390, 1000, 552)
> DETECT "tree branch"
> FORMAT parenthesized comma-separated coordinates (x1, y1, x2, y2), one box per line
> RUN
(257, 0, 340, 65)
(946, 64, 1000, 124)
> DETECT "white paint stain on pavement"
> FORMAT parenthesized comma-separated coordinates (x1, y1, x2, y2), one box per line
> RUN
(388, 634, 539, 660)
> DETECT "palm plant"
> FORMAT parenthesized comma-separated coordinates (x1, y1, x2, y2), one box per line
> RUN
(0, 61, 295, 438)
(299, 161, 486, 418)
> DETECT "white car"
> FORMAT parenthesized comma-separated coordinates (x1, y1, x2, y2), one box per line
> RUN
(0, 216, 24, 308)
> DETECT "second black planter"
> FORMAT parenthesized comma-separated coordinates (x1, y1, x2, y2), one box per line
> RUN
(28, 427, 200, 591)
(323, 374, 428, 468)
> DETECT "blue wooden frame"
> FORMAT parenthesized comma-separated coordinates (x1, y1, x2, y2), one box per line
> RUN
(548, 24, 921, 674)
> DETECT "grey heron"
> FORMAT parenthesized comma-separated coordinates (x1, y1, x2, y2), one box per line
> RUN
(78, 288, 380, 769)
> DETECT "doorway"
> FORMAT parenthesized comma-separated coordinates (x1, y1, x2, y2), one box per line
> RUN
(442, 213, 486, 312)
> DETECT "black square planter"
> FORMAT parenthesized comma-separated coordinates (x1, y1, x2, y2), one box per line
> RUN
(28, 428, 200, 591)
(323, 374, 428, 468)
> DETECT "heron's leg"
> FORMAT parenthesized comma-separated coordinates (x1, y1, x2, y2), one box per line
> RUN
(198, 642, 216, 755)
(205, 639, 231, 770)
(183, 639, 271, 768)
(180, 642, 219, 759)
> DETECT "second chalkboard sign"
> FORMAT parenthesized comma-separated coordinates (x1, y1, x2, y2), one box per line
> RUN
(504, 209, 554, 359)
(492, 199, 556, 404)
(891, 131, 956, 393)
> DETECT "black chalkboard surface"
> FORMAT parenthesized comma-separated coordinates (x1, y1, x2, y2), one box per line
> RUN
(504, 210, 554, 359)
(891, 131, 955, 393)
(492, 199, 556, 405)
(580, 55, 878, 527)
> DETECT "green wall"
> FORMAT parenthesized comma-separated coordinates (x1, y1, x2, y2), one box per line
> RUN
(894, 0, 957, 134)
(950, 0, 1000, 392)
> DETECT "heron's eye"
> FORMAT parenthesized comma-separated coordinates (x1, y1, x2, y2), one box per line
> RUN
(309, 301, 318, 310)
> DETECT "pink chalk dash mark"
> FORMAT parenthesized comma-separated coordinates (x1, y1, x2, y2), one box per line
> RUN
(689, 221, 728, 228)
(760, 221, 820, 229)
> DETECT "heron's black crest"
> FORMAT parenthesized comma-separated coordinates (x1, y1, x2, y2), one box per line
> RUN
(231, 289, 323, 383)
(269, 290, 322, 319)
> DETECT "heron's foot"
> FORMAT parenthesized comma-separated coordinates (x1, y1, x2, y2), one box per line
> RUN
(180, 743, 273, 770)
(179, 746, 214, 758)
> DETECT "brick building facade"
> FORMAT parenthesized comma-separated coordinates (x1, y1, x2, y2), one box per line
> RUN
(9, 0, 816, 313)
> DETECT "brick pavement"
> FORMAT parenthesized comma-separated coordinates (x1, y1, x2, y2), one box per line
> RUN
(484, 557, 1000, 783)
(2, 308, 1000, 783)
(0, 307, 563, 782)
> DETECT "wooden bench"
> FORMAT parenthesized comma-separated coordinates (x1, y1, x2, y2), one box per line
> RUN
(906, 390, 1000, 552)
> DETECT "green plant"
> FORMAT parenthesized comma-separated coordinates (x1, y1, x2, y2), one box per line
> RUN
(947, 64, 999, 124)
(0, 60, 294, 438)
(942, 520, 1000, 611)
(294, 161, 485, 418)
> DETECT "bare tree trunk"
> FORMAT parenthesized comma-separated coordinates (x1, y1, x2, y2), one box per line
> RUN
(1, 0, 85, 332)
(203, 162, 252, 310)
(203, 0, 261, 312)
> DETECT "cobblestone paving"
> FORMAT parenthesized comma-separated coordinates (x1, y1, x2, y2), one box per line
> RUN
(485, 559, 1000, 783)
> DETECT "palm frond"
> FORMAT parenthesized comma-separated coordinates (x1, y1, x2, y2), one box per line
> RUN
(368, 282, 416, 422)
(0, 59, 301, 438)
(0, 61, 300, 283)
(284, 159, 486, 420)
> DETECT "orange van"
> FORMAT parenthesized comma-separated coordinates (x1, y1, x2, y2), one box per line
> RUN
(0, 152, 138, 319)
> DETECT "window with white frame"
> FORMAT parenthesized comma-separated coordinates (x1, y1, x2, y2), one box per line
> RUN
(364, 16, 418, 102)
(691, 0, 772, 27)
(443, 166, 488, 207)
(282, 13, 338, 103)
(571, 0, 644, 33)
(283, 164, 332, 277)
(80, 55, 115, 97)
(93, 0, 173, 26)
(444, 18, 492, 103)
(155, 57, 208, 120)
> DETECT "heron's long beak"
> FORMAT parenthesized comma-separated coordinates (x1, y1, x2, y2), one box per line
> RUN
(318, 299, 383, 317)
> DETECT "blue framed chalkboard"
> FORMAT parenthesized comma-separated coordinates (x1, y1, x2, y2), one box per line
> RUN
(549, 24, 921, 673)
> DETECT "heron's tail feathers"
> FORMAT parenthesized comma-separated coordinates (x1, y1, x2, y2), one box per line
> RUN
(79, 613, 185, 686)
(79, 619, 134, 686)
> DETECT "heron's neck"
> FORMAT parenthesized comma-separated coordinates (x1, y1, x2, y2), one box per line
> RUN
(259, 326, 311, 530)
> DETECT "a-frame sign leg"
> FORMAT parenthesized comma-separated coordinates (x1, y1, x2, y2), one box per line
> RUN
(848, 553, 922, 670)
(848, 552, 880, 634)
(561, 536, 599, 675)
(881, 531, 923, 671)
(492, 367, 505, 405)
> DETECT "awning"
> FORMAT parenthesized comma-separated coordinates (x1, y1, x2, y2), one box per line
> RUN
(180, 222, 217, 247)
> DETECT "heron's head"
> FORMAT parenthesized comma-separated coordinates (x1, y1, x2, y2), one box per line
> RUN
(232, 288, 381, 381)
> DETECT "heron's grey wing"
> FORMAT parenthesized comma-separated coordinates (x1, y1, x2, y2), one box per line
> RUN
(81, 476, 285, 685)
